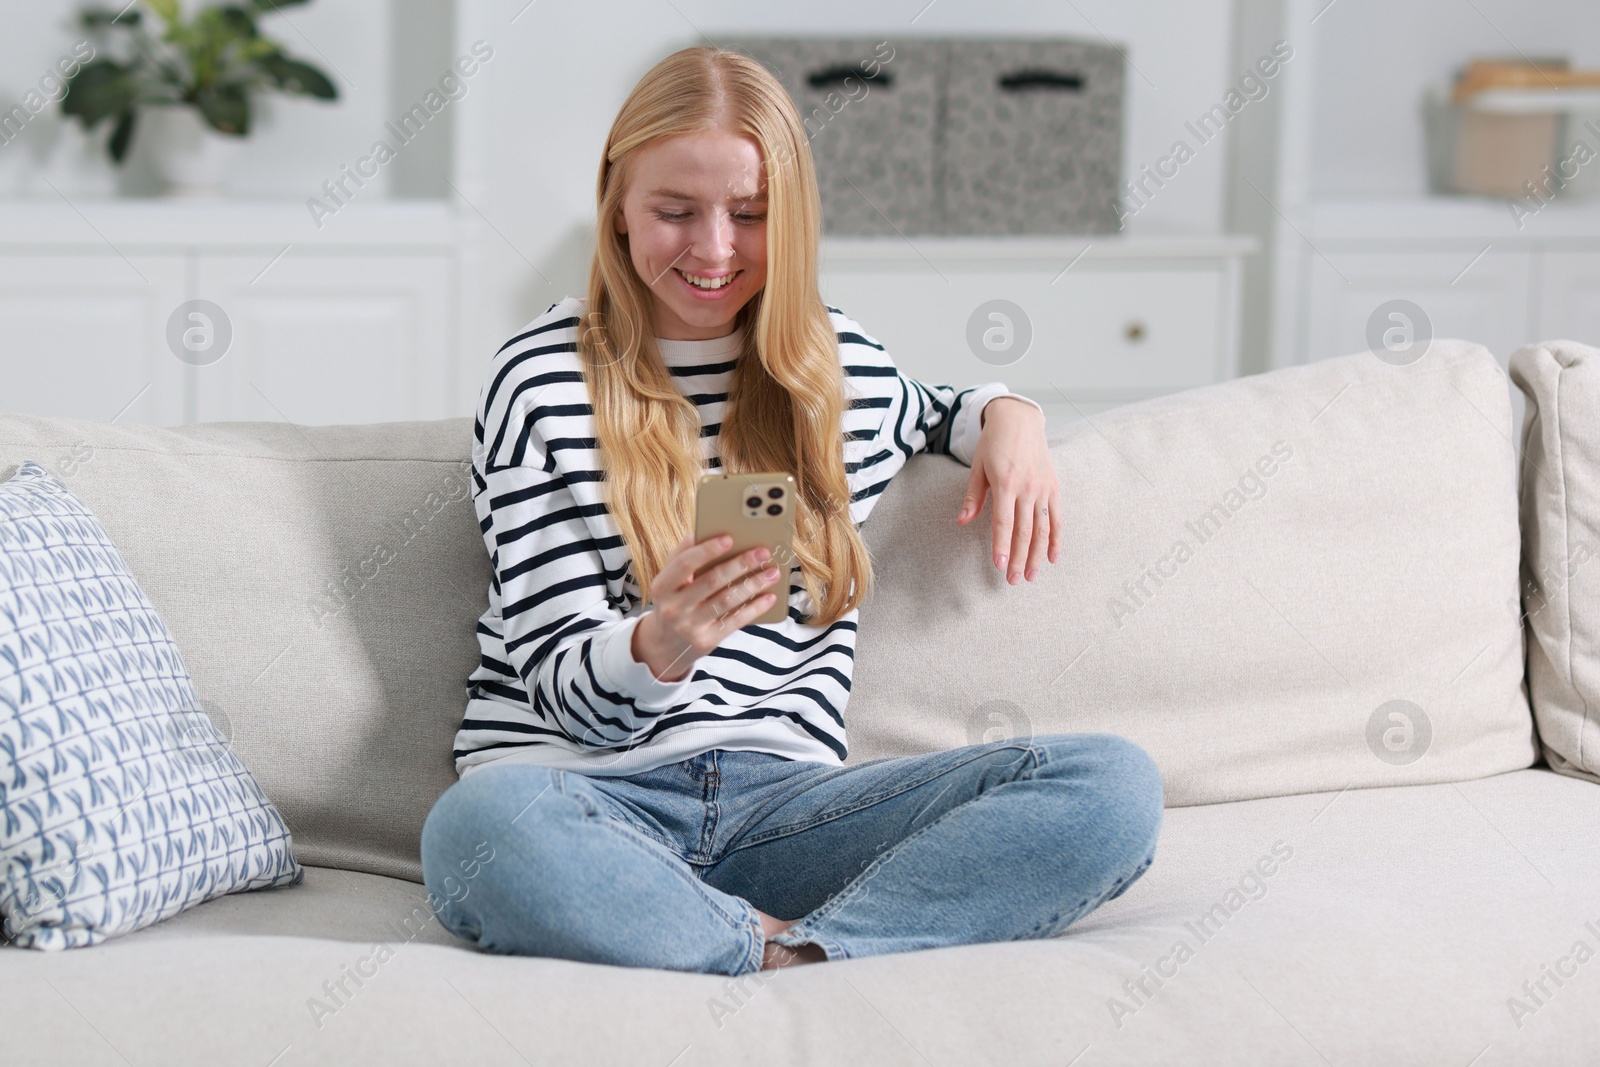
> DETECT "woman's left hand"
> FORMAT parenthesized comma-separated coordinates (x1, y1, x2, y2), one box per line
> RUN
(957, 397, 1060, 584)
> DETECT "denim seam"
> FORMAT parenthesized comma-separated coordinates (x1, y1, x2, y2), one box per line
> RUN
(560, 774, 762, 973)
(773, 783, 988, 951)
(602, 814, 763, 971)
(776, 743, 1047, 955)
(723, 742, 1043, 856)
(770, 927, 849, 962)
(1021, 851, 1153, 941)
(562, 771, 687, 860)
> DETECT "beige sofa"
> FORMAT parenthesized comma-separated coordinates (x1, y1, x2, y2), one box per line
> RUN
(3, 339, 1597, 1066)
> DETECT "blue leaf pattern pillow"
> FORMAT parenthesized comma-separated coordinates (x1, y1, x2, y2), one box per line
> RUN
(1, 460, 303, 951)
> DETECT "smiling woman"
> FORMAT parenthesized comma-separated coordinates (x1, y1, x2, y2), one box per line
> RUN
(420, 43, 1161, 982)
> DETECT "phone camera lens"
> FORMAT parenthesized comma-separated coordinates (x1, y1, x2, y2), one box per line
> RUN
(766, 503, 782, 516)
(767, 487, 784, 499)
(746, 496, 761, 509)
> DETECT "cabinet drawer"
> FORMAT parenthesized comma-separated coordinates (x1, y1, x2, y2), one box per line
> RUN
(819, 265, 1225, 400)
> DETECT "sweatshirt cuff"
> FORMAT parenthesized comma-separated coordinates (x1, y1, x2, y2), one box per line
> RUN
(594, 614, 696, 707)
(951, 384, 1043, 465)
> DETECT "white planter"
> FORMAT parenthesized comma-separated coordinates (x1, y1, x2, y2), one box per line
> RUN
(138, 106, 247, 198)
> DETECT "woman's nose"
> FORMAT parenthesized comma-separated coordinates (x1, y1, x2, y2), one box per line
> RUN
(689, 211, 736, 263)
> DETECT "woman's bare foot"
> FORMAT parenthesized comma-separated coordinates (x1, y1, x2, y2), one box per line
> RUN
(755, 908, 826, 969)
(755, 908, 795, 939)
(761, 940, 827, 969)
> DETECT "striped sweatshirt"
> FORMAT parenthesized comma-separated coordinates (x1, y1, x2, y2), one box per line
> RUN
(454, 295, 1043, 778)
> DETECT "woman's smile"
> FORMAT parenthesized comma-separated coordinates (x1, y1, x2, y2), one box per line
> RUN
(673, 267, 744, 299)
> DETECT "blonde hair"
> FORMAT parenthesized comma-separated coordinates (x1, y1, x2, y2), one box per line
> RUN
(580, 45, 872, 627)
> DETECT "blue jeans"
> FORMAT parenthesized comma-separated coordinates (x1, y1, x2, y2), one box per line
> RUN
(419, 732, 1163, 976)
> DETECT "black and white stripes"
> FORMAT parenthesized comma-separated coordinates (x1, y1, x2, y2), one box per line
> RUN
(453, 294, 1036, 778)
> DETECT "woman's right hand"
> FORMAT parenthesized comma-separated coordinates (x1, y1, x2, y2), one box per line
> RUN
(631, 531, 784, 683)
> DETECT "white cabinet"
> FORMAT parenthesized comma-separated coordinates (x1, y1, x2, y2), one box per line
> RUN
(0, 211, 1250, 431)
(193, 253, 454, 425)
(1235, 0, 1600, 380)
(1278, 200, 1600, 443)
(820, 236, 1253, 418)
(0, 253, 188, 425)
(1539, 252, 1600, 345)
(0, 202, 460, 428)
(1304, 250, 1536, 366)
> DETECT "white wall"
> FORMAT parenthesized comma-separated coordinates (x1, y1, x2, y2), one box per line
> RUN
(453, 0, 1240, 370)
(1309, 0, 1600, 196)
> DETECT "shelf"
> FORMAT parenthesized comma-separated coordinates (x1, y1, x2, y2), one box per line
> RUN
(1305, 196, 1600, 244)
(0, 199, 460, 250)
(820, 233, 1258, 267)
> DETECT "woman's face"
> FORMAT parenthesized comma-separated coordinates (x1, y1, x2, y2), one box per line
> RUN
(613, 127, 768, 341)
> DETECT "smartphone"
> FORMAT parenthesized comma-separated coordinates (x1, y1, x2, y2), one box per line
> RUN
(694, 470, 796, 626)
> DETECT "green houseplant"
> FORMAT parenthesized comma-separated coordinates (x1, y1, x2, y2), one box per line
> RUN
(61, 0, 337, 193)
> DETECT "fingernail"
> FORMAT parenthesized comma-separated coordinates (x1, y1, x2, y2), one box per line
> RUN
(997, 554, 1007, 570)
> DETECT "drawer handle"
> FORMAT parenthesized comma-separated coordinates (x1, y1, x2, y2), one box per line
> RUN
(807, 65, 895, 90)
(997, 70, 1084, 92)
(1124, 320, 1147, 343)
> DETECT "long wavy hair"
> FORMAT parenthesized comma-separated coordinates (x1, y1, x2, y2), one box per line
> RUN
(580, 45, 872, 627)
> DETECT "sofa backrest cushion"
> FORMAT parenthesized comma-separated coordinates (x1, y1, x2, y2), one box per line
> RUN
(1510, 339, 1600, 786)
(849, 340, 1538, 804)
(0, 417, 486, 884)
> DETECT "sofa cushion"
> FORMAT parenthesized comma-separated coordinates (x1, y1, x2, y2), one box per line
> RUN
(0, 418, 489, 886)
(850, 340, 1537, 804)
(0, 461, 303, 950)
(2, 769, 1594, 1065)
(1510, 339, 1600, 785)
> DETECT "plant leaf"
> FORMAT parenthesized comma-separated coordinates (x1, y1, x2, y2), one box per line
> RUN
(249, 0, 312, 11)
(82, 9, 142, 26)
(195, 86, 250, 135)
(240, 38, 279, 61)
(108, 111, 136, 164)
(258, 55, 337, 100)
(206, 6, 259, 40)
(60, 60, 139, 128)
(145, 0, 181, 25)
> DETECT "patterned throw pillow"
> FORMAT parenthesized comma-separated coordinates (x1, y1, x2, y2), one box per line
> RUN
(1, 460, 303, 951)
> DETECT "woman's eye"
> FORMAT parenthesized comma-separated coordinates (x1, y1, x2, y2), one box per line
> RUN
(655, 211, 763, 223)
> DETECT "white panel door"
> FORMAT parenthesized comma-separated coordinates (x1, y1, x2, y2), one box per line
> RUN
(193, 252, 456, 426)
(0, 253, 188, 425)
(1304, 250, 1534, 368)
(1537, 251, 1600, 349)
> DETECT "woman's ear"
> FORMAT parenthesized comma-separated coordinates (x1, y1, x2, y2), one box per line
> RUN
(612, 207, 628, 236)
